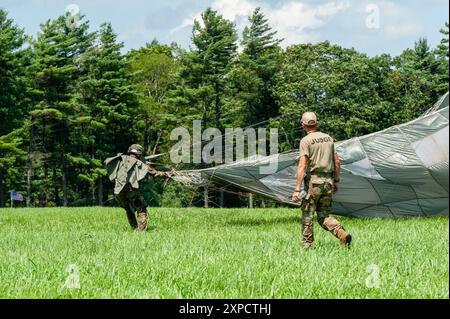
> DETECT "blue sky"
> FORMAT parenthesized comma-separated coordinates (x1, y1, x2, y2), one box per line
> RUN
(1, 0, 448, 56)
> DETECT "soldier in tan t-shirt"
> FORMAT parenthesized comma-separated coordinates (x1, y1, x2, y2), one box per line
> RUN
(292, 112, 352, 248)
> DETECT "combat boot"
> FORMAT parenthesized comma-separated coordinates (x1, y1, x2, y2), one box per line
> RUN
(337, 229, 352, 248)
(137, 209, 148, 231)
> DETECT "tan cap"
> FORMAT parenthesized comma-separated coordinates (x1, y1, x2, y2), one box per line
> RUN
(301, 112, 318, 126)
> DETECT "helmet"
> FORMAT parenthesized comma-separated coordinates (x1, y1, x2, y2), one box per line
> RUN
(128, 144, 144, 156)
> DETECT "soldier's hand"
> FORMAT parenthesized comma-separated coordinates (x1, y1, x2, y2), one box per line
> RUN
(166, 170, 176, 178)
(292, 191, 301, 203)
(333, 182, 339, 194)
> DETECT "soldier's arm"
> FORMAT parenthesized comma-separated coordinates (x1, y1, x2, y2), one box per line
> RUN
(332, 151, 340, 194)
(147, 164, 170, 178)
(292, 155, 308, 202)
(147, 164, 160, 176)
(333, 152, 340, 182)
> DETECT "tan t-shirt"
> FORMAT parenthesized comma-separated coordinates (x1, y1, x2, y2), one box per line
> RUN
(299, 131, 335, 173)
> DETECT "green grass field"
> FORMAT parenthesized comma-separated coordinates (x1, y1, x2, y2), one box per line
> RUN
(0, 207, 448, 299)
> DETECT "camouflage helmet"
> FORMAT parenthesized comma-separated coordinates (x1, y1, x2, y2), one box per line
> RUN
(128, 144, 144, 156)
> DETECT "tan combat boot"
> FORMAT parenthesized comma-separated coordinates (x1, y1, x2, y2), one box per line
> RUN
(337, 229, 352, 248)
(137, 209, 148, 231)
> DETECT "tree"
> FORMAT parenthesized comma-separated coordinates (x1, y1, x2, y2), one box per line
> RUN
(173, 8, 238, 129)
(225, 7, 282, 128)
(0, 9, 29, 206)
(393, 38, 443, 119)
(128, 40, 180, 156)
(274, 42, 395, 148)
(28, 14, 95, 206)
(0, 130, 25, 207)
(0, 9, 29, 135)
(74, 22, 138, 205)
(435, 22, 449, 92)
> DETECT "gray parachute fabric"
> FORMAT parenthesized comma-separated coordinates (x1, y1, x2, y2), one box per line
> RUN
(174, 92, 449, 218)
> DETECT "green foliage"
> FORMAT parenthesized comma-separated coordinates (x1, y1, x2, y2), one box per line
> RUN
(160, 181, 195, 207)
(0, 9, 29, 135)
(274, 42, 385, 147)
(0, 130, 26, 206)
(0, 9, 29, 206)
(26, 13, 96, 206)
(273, 39, 448, 150)
(128, 40, 180, 157)
(225, 8, 282, 128)
(435, 22, 449, 92)
(72, 22, 138, 205)
(170, 7, 238, 130)
(0, 8, 448, 207)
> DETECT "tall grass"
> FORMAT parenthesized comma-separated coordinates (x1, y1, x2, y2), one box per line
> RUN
(0, 207, 448, 298)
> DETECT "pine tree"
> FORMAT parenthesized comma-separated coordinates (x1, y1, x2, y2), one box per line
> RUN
(0, 131, 25, 207)
(242, 7, 282, 59)
(225, 8, 282, 127)
(0, 9, 29, 206)
(436, 22, 449, 60)
(0, 9, 29, 135)
(28, 14, 95, 206)
(435, 22, 449, 92)
(75, 22, 138, 205)
(174, 8, 238, 129)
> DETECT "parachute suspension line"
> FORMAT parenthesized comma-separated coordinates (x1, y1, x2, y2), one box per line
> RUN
(147, 111, 306, 204)
(145, 111, 304, 162)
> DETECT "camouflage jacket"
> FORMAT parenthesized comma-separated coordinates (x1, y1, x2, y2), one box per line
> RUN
(104, 153, 149, 195)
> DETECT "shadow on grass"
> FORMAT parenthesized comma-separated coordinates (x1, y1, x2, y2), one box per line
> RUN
(225, 215, 300, 227)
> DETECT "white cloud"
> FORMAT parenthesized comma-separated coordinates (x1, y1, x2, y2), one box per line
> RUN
(356, 1, 424, 39)
(118, 23, 149, 45)
(170, 0, 257, 35)
(384, 22, 423, 38)
(266, 0, 351, 45)
(211, 0, 257, 21)
(170, 0, 351, 46)
(378, 1, 424, 38)
(170, 14, 202, 35)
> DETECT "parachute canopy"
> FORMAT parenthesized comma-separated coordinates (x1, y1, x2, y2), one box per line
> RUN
(174, 93, 449, 218)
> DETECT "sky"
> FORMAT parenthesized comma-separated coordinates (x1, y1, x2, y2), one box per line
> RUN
(0, 0, 448, 56)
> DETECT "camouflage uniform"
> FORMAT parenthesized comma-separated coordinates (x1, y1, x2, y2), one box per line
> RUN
(301, 174, 345, 247)
(298, 112, 351, 248)
(105, 144, 150, 231)
(116, 183, 148, 231)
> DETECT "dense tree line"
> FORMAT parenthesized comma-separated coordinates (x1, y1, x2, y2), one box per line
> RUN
(0, 7, 448, 207)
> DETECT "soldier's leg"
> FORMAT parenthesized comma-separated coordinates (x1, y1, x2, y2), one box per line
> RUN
(116, 192, 138, 229)
(129, 191, 148, 231)
(125, 205, 138, 230)
(316, 183, 351, 247)
(136, 208, 148, 231)
(301, 204, 314, 248)
(301, 183, 319, 248)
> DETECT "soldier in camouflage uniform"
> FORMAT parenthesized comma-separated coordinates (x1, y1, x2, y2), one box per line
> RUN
(105, 144, 165, 231)
(292, 112, 352, 248)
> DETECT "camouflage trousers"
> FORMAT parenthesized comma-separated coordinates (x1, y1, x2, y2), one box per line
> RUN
(300, 177, 344, 247)
(116, 184, 148, 231)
